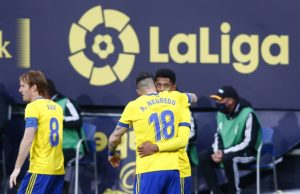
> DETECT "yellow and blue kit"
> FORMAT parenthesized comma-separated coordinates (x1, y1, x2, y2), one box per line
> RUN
(18, 99, 64, 194)
(118, 91, 191, 194)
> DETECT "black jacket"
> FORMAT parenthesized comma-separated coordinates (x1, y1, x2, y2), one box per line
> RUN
(51, 93, 82, 131)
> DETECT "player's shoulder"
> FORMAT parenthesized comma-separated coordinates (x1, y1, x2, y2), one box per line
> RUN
(25, 99, 46, 114)
(26, 99, 40, 109)
(127, 95, 151, 109)
(39, 99, 63, 111)
(49, 100, 64, 114)
(134, 93, 158, 104)
(124, 99, 137, 110)
(160, 90, 186, 98)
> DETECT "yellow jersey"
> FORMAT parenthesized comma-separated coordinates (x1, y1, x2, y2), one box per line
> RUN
(118, 91, 191, 174)
(178, 110, 193, 178)
(179, 147, 191, 178)
(25, 99, 64, 175)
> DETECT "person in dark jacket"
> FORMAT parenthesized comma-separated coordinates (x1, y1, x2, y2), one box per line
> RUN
(199, 86, 262, 194)
(0, 95, 8, 136)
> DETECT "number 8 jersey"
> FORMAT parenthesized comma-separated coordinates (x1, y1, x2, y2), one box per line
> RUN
(25, 99, 64, 175)
(118, 91, 191, 174)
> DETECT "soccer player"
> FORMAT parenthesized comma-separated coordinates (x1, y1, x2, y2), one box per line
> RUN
(108, 72, 191, 194)
(138, 68, 196, 194)
(9, 70, 65, 194)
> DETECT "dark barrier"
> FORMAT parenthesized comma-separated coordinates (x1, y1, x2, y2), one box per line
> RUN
(82, 110, 300, 193)
(4, 110, 300, 193)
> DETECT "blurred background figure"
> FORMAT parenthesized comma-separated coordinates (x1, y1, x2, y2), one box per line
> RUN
(0, 83, 9, 193)
(199, 86, 262, 194)
(0, 89, 8, 137)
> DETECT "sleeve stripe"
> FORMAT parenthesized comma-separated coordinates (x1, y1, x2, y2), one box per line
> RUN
(117, 121, 130, 129)
(179, 122, 191, 128)
(25, 117, 38, 129)
(212, 133, 219, 152)
(186, 93, 192, 104)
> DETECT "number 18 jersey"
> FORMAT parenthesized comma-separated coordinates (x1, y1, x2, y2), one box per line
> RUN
(25, 99, 64, 175)
(118, 91, 191, 174)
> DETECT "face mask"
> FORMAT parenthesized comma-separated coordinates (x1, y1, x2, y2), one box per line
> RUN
(216, 102, 229, 114)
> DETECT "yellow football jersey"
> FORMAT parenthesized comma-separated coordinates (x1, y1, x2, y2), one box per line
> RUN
(119, 91, 191, 174)
(179, 149, 191, 177)
(178, 111, 193, 178)
(25, 99, 64, 175)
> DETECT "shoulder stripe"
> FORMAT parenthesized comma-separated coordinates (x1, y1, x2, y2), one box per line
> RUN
(185, 93, 192, 104)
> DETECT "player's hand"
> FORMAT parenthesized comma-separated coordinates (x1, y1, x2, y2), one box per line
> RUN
(108, 153, 121, 168)
(138, 141, 158, 157)
(211, 150, 223, 163)
(211, 154, 221, 163)
(9, 168, 21, 188)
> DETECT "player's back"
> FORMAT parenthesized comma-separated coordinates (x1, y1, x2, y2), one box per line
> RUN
(25, 99, 64, 175)
(128, 91, 190, 174)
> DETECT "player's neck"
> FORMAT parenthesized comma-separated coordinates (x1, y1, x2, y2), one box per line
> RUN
(144, 88, 158, 95)
(30, 93, 45, 102)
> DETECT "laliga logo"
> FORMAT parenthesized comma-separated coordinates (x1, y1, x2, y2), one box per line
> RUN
(119, 162, 135, 193)
(68, 5, 140, 86)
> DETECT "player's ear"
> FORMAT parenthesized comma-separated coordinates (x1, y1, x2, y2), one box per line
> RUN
(172, 84, 177, 91)
(136, 89, 141, 96)
(31, 84, 37, 92)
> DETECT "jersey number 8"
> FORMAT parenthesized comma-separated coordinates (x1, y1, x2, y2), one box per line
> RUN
(49, 117, 60, 146)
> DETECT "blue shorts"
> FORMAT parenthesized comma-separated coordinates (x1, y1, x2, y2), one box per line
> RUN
(180, 176, 192, 194)
(133, 170, 180, 194)
(18, 173, 64, 194)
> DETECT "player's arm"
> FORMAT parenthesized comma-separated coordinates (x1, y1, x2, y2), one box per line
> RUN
(138, 107, 191, 157)
(108, 123, 129, 167)
(108, 103, 134, 167)
(108, 124, 128, 153)
(185, 93, 198, 104)
(9, 124, 36, 188)
(138, 124, 191, 157)
(108, 102, 133, 160)
(14, 127, 35, 169)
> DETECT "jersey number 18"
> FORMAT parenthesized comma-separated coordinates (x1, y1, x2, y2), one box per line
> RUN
(149, 110, 175, 142)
